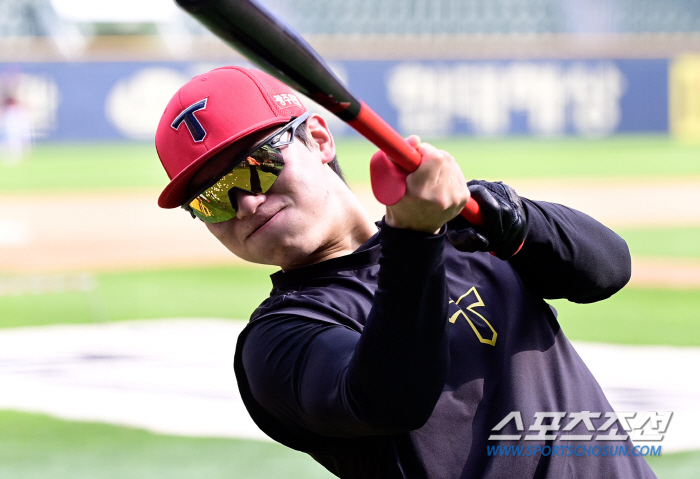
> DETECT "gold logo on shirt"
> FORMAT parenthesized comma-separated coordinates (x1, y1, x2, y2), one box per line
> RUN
(449, 287, 497, 346)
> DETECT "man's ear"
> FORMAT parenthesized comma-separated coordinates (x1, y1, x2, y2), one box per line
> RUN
(306, 114, 336, 165)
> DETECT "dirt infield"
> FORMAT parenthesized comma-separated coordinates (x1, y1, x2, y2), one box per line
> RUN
(1, 178, 700, 286)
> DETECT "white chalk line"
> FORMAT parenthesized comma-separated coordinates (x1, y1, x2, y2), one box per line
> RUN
(0, 319, 697, 452)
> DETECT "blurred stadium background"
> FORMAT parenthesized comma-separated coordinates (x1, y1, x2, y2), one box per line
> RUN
(1, 0, 700, 477)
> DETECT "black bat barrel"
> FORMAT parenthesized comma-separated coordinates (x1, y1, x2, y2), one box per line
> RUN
(175, 0, 362, 121)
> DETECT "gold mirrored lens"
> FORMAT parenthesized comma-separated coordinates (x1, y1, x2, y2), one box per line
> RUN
(188, 194, 235, 224)
(188, 145, 284, 224)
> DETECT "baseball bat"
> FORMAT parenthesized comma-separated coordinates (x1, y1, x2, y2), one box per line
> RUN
(175, 0, 483, 226)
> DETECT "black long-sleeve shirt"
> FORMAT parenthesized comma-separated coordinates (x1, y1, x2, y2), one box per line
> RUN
(233, 199, 655, 479)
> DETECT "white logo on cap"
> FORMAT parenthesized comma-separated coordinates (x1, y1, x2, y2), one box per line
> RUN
(273, 93, 301, 108)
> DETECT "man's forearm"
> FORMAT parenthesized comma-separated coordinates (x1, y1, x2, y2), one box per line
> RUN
(509, 199, 632, 303)
(349, 224, 451, 430)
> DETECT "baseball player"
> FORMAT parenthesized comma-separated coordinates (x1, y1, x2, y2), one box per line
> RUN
(155, 66, 656, 478)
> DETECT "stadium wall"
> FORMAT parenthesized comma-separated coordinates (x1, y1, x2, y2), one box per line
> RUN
(1, 54, 698, 141)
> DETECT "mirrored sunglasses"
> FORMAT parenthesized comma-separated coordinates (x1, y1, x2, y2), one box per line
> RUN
(183, 111, 311, 224)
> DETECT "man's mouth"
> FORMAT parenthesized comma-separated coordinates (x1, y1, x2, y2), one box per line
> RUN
(247, 207, 284, 238)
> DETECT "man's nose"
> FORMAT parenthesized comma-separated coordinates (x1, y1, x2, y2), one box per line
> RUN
(234, 190, 266, 219)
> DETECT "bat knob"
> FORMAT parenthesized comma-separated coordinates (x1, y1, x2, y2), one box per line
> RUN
(370, 150, 409, 206)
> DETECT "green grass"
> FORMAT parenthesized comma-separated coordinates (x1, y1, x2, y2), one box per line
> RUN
(0, 142, 166, 192)
(618, 226, 700, 259)
(336, 135, 700, 184)
(646, 449, 700, 479)
(0, 410, 333, 479)
(0, 265, 275, 329)
(3, 136, 700, 193)
(1, 265, 699, 346)
(551, 288, 700, 346)
(0, 409, 693, 479)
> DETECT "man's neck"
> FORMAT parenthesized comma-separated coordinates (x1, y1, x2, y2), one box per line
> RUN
(280, 191, 378, 271)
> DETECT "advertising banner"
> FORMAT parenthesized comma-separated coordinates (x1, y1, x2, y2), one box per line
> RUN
(0, 59, 671, 142)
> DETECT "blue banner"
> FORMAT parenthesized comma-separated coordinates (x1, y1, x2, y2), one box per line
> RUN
(0, 59, 669, 141)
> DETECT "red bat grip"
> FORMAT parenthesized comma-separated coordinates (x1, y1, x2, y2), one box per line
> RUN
(349, 102, 483, 227)
(349, 102, 421, 173)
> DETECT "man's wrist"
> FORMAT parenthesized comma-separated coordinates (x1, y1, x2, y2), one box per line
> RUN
(384, 211, 444, 234)
(381, 219, 447, 237)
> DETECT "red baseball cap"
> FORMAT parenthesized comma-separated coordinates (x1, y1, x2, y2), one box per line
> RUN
(155, 66, 307, 208)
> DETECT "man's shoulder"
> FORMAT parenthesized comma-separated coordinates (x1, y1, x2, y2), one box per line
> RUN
(249, 267, 379, 334)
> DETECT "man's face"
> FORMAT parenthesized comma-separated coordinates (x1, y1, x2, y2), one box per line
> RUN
(191, 115, 346, 270)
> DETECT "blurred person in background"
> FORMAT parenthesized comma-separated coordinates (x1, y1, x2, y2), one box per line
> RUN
(0, 84, 33, 165)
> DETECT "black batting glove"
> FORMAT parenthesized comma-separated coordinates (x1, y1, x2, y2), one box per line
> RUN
(447, 180, 528, 260)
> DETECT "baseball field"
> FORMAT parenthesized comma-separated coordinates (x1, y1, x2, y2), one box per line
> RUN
(1, 136, 699, 478)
